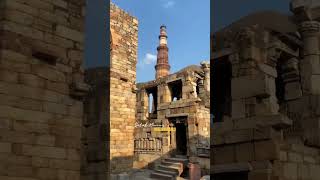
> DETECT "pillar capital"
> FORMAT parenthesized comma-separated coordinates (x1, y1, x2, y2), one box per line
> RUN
(299, 21, 320, 35)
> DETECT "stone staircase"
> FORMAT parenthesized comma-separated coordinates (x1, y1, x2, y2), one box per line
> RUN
(150, 155, 189, 180)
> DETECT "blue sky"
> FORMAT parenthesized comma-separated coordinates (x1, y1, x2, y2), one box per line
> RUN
(111, 0, 210, 82)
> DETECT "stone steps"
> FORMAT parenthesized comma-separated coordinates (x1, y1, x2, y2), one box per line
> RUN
(150, 155, 189, 179)
(150, 172, 175, 180)
(155, 169, 178, 176)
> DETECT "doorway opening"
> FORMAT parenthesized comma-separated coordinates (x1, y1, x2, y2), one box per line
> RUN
(170, 118, 188, 155)
(175, 122, 187, 155)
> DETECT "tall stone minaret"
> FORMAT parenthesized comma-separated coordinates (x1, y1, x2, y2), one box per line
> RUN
(155, 25, 170, 79)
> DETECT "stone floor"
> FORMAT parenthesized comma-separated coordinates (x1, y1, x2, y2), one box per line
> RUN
(112, 169, 210, 180)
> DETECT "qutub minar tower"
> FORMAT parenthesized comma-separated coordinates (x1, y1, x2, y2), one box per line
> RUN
(155, 25, 170, 79)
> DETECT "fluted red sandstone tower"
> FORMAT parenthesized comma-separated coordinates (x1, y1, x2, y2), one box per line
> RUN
(155, 25, 170, 79)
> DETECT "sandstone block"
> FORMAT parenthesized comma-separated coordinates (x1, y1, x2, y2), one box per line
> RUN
(43, 102, 68, 115)
(288, 152, 303, 163)
(283, 162, 298, 180)
(235, 143, 254, 162)
(13, 120, 49, 134)
(214, 145, 235, 164)
(254, 140, 279, 161)
(225, 129, 254, 144)
(32, 157, 49, 168)
(32, 65, 66, 82)
(232, 99, 245, 119)
(2, 20, 44, 40)
(5, 9, 33, 25)
(19, 73, 46, 88)
(49, 159, 79, 170)
(35, 135, 55, 146)
(36, 168, 57, 180)
(22, 145, 67, 159)
(232, 74, 274, 99)
(55, 25, 83, 43)
(7, 165, 34, 177)
(285, 82, 302, 100)
(0, 142, 11, 153)
(5, 1, 39, 16)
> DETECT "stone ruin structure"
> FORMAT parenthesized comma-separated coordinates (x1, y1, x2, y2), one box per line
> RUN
(0, 0, 87, 180)
(0, 0, 209, 179)
(108, 3, 210, 179)
(109, 3, 138, 175)
(211, 0, 320, 180)
(133, 25, 211, 178)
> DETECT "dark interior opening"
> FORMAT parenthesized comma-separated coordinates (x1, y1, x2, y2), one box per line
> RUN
(146, 87, 158, 119)
(213, 171, 248, 180)
(168, 80, 183, 101)
(196, 79, 201, 96)
(32, 51, 57, 65)
(212, 56, 232, 122)
(175, 121, 187, 155)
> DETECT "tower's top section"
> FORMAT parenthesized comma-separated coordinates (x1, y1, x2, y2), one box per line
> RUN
(155, 25, 170, 79)
(159, 25, 168, 45)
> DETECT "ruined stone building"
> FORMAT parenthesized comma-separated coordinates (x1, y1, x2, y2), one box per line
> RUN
(0, 0, 87, 180)
(211, 0, 320, 180)
(133, 25, 210, 178)
(0, 0, 209, 179)
(107, 3, 211, 179)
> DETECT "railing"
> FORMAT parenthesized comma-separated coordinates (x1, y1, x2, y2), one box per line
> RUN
(134, 138, 162, 154)
(197, 145, 210, 158)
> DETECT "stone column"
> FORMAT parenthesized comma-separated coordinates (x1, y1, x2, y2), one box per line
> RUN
(158, 84, 171, 103)
(183, 71, 198, 99)
(170, 123, 176, 152)
(299, 21, 320, 94)
(201, 61, 210, 92)
(140, 90, 149, 120)
(282, 57, 302, 100)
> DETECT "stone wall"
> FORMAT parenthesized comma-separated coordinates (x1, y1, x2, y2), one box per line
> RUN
(110, 3, 138, 174)
(0, 0, 86, 179)
(211, 2, 320, 179)
(83, 68, 109, 180)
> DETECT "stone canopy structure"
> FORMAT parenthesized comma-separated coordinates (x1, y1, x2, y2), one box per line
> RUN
(211, 1, 320, 180)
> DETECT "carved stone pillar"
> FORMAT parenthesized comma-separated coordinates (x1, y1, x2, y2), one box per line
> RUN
(282, 57, 303, 100)
(142, 90, 149, 120)
(201, 61, 210, 91)
(158, 84, 171, 103)
(183, 71, 198, 99)
(299, 21, 320, 94)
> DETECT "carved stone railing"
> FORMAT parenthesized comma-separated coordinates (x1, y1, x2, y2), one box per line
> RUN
(134, 138, 162, 154)
(197, 145, 210, 158)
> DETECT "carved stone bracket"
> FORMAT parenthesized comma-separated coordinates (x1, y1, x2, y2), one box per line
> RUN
(70, 81, 90, 98)
(299, 21, 320, 36)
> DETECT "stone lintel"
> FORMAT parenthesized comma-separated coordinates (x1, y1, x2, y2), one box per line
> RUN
(254, 114, 293, 129)
(165, 113, 189, 118)
(166, 77, 183, 84)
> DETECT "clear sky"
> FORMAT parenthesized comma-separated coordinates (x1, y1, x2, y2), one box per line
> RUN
(212, 0, 291, 32)
(111, 0, 210, 83)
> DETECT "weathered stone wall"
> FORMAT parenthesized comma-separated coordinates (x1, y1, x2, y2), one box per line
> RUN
(211, 2, 320, 179)
(83, 68, 109, 180)
(0, 0, 86, 179)
(110, 3, 138, 174)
